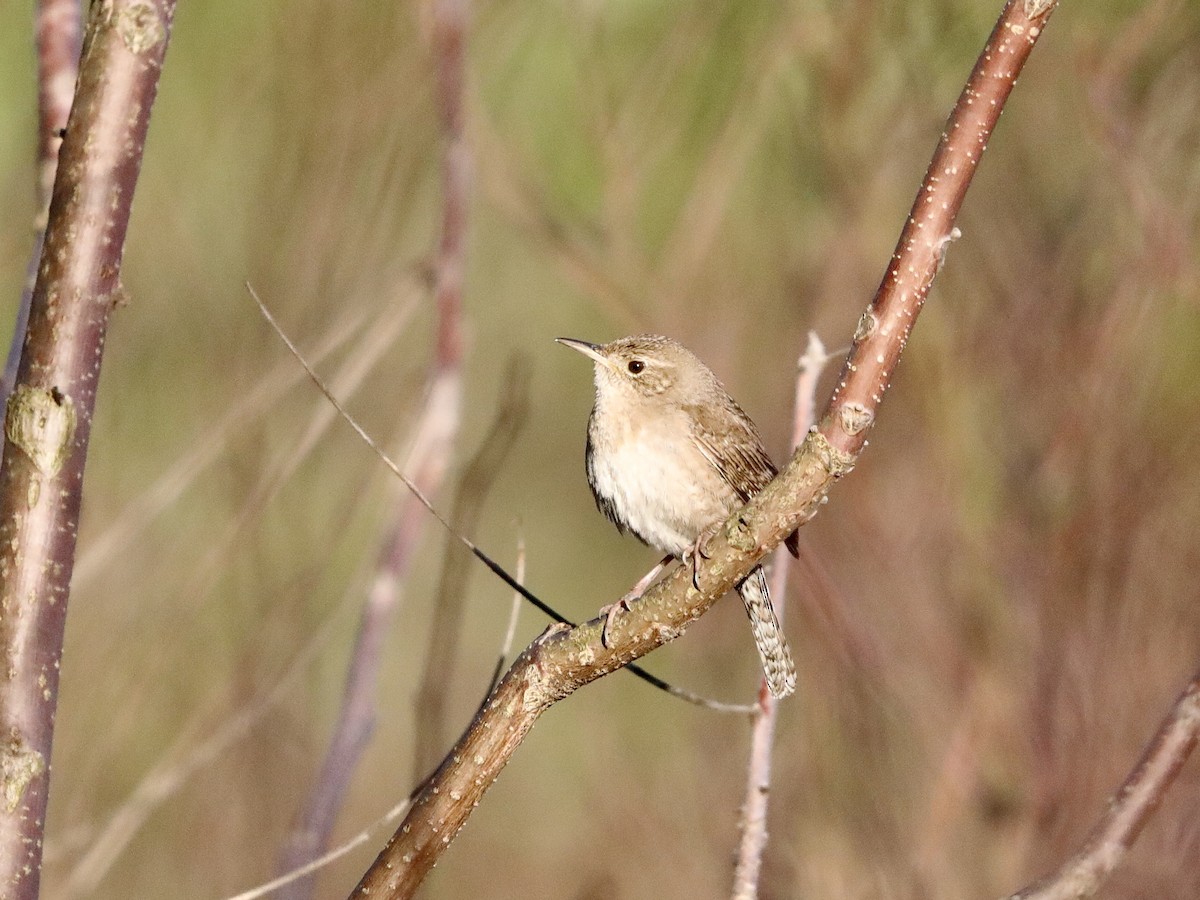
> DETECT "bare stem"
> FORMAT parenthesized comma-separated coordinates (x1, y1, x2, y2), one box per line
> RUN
(731, 332, 831, 900)
(0, 2, 176, 896)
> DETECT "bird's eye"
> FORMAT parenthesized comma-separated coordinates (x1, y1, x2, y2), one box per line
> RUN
(627, 359, 644, 374)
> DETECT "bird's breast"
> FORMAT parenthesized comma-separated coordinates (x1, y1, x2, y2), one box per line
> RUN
(586, 405, 736, 557)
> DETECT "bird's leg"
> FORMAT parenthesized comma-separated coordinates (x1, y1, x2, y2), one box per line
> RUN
(600, 555, 671, 647)
(681, 524, 722, 591)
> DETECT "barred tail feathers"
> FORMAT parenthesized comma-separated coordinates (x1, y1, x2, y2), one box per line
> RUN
(736, 566, 797, 699)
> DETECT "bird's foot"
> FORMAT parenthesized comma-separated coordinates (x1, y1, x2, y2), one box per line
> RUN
(681, 526, 720, 591)
(599, 556, 671, 648)
(598, 597, 632, 648)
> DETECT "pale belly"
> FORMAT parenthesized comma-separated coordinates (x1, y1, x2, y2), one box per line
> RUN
(588, 418, 735, 557)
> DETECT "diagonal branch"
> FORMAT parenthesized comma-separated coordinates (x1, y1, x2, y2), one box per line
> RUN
(0, 2, 176, 896)
(349, 1, 1060, 895)
(1006, 668, 1200, 900)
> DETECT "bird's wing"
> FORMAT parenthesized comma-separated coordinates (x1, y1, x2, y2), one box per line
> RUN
(686, 399, 800, 558)
(684, 400, 777, 503)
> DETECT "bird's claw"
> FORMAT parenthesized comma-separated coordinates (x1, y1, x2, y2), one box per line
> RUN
(683, 527, 718, 591)
(598, 598, 632, 648)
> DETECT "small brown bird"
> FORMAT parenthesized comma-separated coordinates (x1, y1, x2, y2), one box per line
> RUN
(558, 334, 797, 699)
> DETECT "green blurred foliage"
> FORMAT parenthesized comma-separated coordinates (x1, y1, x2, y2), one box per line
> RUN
(2, 0, 1200, 896)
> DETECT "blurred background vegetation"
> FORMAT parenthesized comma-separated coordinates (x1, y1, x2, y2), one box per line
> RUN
(2, 0, 1200, 896)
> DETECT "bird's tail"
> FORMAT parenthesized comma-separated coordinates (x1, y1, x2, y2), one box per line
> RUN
(736, 566, 797, 699)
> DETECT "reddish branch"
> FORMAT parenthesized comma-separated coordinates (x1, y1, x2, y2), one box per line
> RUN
(1007, 669, 1200, 900)
(276, 0, 471, 893)
(3, 0, 83, 401)
(0, 2, 176, 897)
(350, 1, 1058, 896)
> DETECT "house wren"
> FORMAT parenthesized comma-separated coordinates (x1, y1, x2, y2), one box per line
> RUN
(557, 334, 797, 699)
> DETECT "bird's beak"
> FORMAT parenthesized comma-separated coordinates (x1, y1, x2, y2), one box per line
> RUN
(555, 337, 611, 370)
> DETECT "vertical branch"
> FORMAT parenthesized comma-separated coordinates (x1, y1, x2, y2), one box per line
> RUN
(731, 333, 831, 900)
(432, 0, 469, 372)
(275, 0, 472, 892)
(1006, 669, 1200, 900)
(0, 2, 176, 897)
(3, 0, 84, 401)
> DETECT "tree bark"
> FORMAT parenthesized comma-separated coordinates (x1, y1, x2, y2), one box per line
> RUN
(0, 2, 176, 895)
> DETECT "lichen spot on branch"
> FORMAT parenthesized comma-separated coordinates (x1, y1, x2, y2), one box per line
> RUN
(854, 310, 878, 342)
(837, 402, 874, 437)
(1, 736, 46, 813)
(6, 385, 76, 480)
(805, 429, 857, 478)
(116, 1, 166, 54)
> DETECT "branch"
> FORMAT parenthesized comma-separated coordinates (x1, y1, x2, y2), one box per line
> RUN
(349, 1, 1060, 895)
(275, 0, 471, 886)
(731, 332, 832, 900)
(2, 0, 82, 402)
(1006, 668, 1200, 900)
(0, 1, 176, 895)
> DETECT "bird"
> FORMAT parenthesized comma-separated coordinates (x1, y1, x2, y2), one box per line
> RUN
(557, 333, 797, 699)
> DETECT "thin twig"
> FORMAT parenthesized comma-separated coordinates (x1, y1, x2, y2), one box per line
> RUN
(1005, 668, 1200, 900)
(485, 537, 526, 697)
(731, 332, 831, 900)
(226, 797, 413, 900)
(349, 2, 1060, 894)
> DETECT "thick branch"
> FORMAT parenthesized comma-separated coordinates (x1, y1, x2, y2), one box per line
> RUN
(0, 1, 175, 897)
(351, 0, 1059, 895)
(821, 0, 1057, 455)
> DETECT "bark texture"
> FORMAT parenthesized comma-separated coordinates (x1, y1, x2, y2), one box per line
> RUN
(0, 2, 175, 896)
